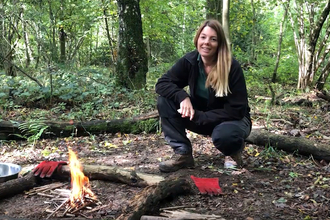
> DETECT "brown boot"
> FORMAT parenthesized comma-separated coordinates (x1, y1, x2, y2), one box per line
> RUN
(159, 154, 194, 173)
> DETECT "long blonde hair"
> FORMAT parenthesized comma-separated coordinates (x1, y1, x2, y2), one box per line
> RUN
(193, 19, 232, 97)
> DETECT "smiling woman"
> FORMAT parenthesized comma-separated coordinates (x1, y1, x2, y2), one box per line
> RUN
(196, 26, 219, 66)
(155, 19, 252, 173)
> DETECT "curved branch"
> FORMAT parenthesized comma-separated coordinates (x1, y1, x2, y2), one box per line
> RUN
(0, 54, 44, 88)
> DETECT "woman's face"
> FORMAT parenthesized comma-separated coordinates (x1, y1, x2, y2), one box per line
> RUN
(197, 26, 218, 61)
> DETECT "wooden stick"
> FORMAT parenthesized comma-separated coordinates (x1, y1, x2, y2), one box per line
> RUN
(37, 192, 54, 198)
(85, 204, 110, 214)
(46, 198, 69, 220)
(77, 212, 93, 219)
(160, 205, 189, 211)
(26, 182, 67, 195)
(140, 216, 180, 220)
(65, 213, 75, 217)
(71, 201, 92, 214)
(61, 206, 71, 217)
(51, 197, 68, 201)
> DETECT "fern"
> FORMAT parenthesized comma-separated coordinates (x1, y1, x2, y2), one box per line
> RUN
(18, 120, 49, 141)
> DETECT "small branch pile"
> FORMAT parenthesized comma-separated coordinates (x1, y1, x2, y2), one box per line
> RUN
(26, 182, 104, 219)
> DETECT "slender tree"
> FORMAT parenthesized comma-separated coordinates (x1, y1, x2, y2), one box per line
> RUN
(222, 0, 231, 48)
(272, 1, 289, 83)
(116, 0, 148, 89)
(250, 0, 257, 63)
(207, 0, 222, 21)
(102, 0, 117, 67)
(286, 0, 330, 90)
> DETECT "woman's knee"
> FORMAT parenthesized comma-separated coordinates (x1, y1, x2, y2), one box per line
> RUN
(157, 96, 179, 117)
(212, 123, 244, 155)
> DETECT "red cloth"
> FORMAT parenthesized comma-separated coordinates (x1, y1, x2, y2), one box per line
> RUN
(33, 161, 67, 178)
(190, 175, 223, 195)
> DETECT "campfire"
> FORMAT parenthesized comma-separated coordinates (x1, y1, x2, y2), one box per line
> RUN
(68, 148, 98, 209)
(27, 149, 102, 219)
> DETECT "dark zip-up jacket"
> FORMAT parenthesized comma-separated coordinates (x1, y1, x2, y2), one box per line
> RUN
(155, 50, 251, 126)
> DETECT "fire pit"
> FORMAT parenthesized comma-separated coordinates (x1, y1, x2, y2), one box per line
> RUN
(0, 162, 21, 183)
(43, 149, 102, 219)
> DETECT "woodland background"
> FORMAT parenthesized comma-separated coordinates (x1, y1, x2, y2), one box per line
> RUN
(1, 1, 330, 219)
(0, 0, 330, 140)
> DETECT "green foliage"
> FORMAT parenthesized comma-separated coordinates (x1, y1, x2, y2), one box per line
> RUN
(17, 120, 49, 142)
(134, 118, 159, 133)
(260, 145, 284, 160)
(0, 66, 157, 122)
(1, 0, 329, 136)
(141, 0, 205, 65)
(147, 62, 173, 90)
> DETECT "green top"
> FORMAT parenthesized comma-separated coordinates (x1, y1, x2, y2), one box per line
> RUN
(196, 54, 209, 100)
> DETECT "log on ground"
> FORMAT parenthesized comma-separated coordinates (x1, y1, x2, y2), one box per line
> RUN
(60, 164, 165, 187)
(0, 165, 164, 200)
(246, 129, 330, 161)
(117, 178, 192, 220)
(0, 110, 159, 140)
(0, 172, 38, 199)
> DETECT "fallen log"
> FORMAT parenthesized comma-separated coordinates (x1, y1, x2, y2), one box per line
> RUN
(60, 164, 165, 187)
(117, 178, 192, 220)
(246, 129, 330, 161)
(2, 111, 330, 162)
(0, 164, 164, 200)
(0, 172, 38, 199)
(0, 110, 159, 140)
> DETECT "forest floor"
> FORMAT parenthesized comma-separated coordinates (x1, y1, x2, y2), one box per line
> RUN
(0, 94, 330, 220)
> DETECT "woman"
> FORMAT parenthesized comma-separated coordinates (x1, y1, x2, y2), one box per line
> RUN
(155, 19, 251, 173)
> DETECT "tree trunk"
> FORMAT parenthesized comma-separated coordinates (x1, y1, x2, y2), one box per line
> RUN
(286, 0, 330, 90)
(116, 0, 148, 90)
(48, 0, 57, 62)
(315, 61, 330, 90)
(222, 0, 231, 48)
(59, 27, 66, 63)
(206, 0, 222, 21)
(21, 11, 33, 68)
(102, 0, 116, 66)
(250, 0, 257, 63)
(272, 3, 288, 83)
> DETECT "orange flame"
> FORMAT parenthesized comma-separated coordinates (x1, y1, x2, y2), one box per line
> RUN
(68, 149, 96, 206)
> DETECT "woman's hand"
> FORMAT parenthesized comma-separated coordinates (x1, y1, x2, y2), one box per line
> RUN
(177, 97, 195, 120)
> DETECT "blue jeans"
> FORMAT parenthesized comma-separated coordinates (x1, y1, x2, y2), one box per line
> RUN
(157, 96, 251, 156)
